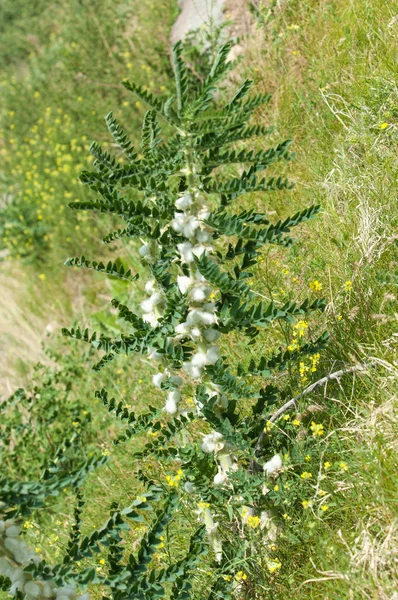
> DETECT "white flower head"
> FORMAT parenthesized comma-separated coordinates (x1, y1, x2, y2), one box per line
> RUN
(171, 212, 187, 233)
(165, 390, 181, 415)
(201, 431, 225, 454)
(145, 279, 156, 294)
(213, 471, 227, 486)
(263, 454, 282, 475)
(177, 241, 194, 263)
(191, 352, 208, 368)
(175, 192, 192, 210)
(177, 275, 194, 295)
(152, 372, 167, 388)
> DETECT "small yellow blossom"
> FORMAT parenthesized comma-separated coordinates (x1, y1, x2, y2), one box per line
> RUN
(302, 500, 312, 509)
(310, 421, 324, 436)
(222, 575, 232, 581)
(324, 461, 331, 469)
(379, 122, 389, 130)
(319, 490, 327, 497)
(293, 320, 308, 338)
(301, 471, 313, 480)
(343, 280, 353, 292)
(320, 505, 329, 512)
(274, 485, 279, 492)
(23, 521, 34, 529)
(235, 571, 247, 581)
(293, 419, 301, 426)
(309, 280, 322, 292)
(99, 559, 105, 565)
(102, 449, 110, 456)
(339, 461, 348, 471)
(305, 454, 311, 461)
(337, 315, 343, 321)
(246, 515, 261, 529)
(38, 273, 46, 281)
(267, 557, 282, 573)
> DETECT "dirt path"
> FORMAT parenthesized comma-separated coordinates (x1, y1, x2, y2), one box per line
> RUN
(171, 0, 227, 44)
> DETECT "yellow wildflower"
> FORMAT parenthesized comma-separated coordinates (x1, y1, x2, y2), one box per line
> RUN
(235, 571, 247, 581)
(310, 421, 324, 436)
(320, 505, 329, 512)
(379, 122, 389, 130)
(339, 461, 348, 471)
(309, 280, 322, 292)
(302, 500, 312, 509)
(246, 515, 261, 529)
(301, 472, 313, 480)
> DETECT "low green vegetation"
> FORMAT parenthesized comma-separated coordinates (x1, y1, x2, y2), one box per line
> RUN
(1, 0, 397, 599)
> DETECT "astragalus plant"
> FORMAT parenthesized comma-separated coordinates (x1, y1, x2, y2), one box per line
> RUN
(63, 41, 327, 590)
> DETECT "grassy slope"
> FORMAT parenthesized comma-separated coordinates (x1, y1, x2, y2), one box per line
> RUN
(1, 0, 397, 598)
(230, 0, 398, 597)
(0, 0, 177, 389)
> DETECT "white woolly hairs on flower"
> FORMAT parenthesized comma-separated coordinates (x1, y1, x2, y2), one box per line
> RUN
(177, 275, 194, 295)
(195, 229, 213, 244)
(142, 313, 159, 328)
(213, 471, 227, 486)
(171, 212, 186, 232)
(152, 372, 167, 388)
(144, 279, 156, 294)
(183, 363, 202, 379)
(201, 431, 224, 453)
(175, 322, 190, 336)
(141, 298, 154, 313)
(177, 241, 194, 263)
(165, 390, 180, 415)
(190, 285, 210, 303)
(263, 454, 283, 475)
(191, 352, 208, 368)
(186, 309, 215, 327)
(183, 217, 200, 238)
(175, 193, 192, 210)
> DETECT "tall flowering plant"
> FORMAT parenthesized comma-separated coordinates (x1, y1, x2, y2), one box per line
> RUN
(63, 41, 327, 573)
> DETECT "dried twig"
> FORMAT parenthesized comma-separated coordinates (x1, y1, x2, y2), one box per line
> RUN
(254, 362, 373, 458)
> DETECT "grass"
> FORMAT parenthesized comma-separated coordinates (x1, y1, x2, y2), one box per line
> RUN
(1, 0, 398, 598)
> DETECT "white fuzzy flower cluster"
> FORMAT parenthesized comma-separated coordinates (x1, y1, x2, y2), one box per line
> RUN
(263, 454, 282, 476)
(201, 432, 238, 486)
(140, 279, 165, 328)
(143, 188, 224, 418)
(0, 517, 88, 600)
